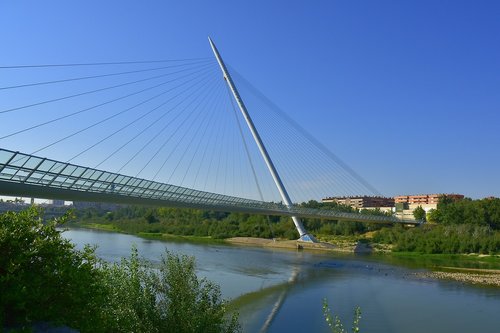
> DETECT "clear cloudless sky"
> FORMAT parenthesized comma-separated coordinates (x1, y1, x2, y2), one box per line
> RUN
(0, 0, 499, 199)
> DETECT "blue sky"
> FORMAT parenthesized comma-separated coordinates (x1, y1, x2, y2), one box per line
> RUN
(1, 0, 499, 200)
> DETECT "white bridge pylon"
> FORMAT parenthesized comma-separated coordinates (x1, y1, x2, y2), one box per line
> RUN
(208, 37, 317, 242)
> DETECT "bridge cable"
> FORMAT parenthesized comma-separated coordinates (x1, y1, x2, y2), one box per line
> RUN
(191, 81, 228, 190)
(93, 69, 217, 169)
(202, 93, 228, 192)
(252, 106, 360, 199)
(153, 74, 222, 181)
(167, 80, 224, 186)
(115, 68, 219, 175)
(0, 59, 213, 91)
(5, 67, 217, 171)
(262, 105, 369, 198)
(134, 71, 219, 179)
(66, 67, 218, 163)
(0, 64, 215, 141)
(212, 95, 231, 194)
(122, 70, 218, 177)
(0, 58, 213, 69)
(178, 80, 226, 187)
(229, 66, 381, 196)
(0, 60, 214, 115)
(19, 68, 216, 170)
(224, 83, 266, 202)
(253, 107, 360, 200)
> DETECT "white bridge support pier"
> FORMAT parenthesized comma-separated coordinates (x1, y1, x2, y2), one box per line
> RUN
(208, 37, 317, 242)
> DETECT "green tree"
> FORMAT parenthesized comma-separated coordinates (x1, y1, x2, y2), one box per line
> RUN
(413, 206, 426, 221)
(0, 208, 105, 331)
(157, 252, 239, 333)
(426, 208, 440, 223)
(100, 249, 240, 333)
(145, 209, 159, 224)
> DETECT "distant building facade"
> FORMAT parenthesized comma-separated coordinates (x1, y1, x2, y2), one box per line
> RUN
(394, 194, 464, 205)
(322, 196, 395, 209)
(393, 193, 465, 219)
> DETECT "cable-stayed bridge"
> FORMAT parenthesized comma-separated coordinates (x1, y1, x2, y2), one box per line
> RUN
(0, 38, 421, 241)
(0, 148, 417, 225)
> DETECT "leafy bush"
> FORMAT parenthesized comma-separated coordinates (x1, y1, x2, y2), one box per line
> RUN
(0, 208, 240, 332)
(0, 208, 105, 331)
(98, 248, 240, 333)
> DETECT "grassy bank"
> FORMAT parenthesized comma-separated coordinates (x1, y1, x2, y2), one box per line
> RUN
(69, 221, 228, 246)
(137, 232, 228, 245)
(386, 251, 500, 270)
(79, 222, 122, 232)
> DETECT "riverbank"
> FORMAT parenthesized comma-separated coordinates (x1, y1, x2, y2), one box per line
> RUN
(72, 223, 370, 250)
(225, 236, 375, 253)
(69, 223, 500, 287)
(68, 222, 228, 245)
(226, 237, 500, 287)
(414, 268, 500, 287)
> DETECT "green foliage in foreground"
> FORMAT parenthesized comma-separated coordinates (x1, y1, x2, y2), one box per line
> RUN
(323, 299, 361, 333)
(0, 209, 103, 331)
(0, 208, 240, 332)
(100, 248, 239, 333)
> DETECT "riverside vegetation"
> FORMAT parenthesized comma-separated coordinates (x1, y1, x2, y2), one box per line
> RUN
(374, 196, 500, 254)
(2, 200, 498, 331)
(72, 197, 500, 255)
(71, 201, 389, 241)
(0, 208, 240, 332)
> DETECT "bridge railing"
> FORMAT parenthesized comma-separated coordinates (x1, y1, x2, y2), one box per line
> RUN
(288, 206, 421, 224)
(0, 149, 420, 225)
(0, 149, 284, 212)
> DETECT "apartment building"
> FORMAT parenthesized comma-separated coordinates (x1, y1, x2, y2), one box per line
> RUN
(322, 196, 395, 209)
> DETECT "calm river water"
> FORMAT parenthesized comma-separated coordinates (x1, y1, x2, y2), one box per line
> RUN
(63, 228, 500, 333)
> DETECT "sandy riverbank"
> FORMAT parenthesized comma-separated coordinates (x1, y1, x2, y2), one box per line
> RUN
(227, 237, 345, 252)
(226, 237, 500, 287)
(413, 269, 500, 287)
(226, 236, 375, 253)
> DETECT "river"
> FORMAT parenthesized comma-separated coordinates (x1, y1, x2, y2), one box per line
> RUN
(63, 228, 500, 333)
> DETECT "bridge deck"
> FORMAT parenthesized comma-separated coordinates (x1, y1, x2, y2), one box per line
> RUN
(0, 149, 421, 225)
